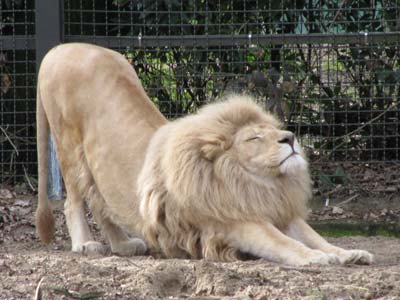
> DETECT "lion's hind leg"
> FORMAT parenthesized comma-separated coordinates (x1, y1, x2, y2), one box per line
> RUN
(88, 187, 147, 256)
(61, 146, 108, 255)
(64, 183, 107, 255)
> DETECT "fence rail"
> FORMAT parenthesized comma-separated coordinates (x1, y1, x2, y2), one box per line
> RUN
(66, 32, 400, 47)
(3, 32, 400, 50)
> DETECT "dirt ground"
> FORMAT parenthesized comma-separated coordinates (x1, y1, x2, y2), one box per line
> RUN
(1, 194, 400, 300)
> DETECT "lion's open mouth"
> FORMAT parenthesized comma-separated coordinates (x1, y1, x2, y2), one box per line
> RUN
(279, 152, 298, 166)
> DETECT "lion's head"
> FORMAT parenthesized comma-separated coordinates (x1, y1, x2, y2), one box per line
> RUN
(138, 94, 312, 260)
(197, 97, 308, 178)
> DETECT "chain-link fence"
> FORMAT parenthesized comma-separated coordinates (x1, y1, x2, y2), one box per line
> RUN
(0, 0, 36, 184)
(1, 0, 399, 201)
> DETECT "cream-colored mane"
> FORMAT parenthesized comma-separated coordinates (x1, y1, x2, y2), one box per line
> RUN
(138, 95, 311, 260)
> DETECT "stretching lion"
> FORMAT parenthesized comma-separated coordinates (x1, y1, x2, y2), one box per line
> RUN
(36, 43, 373, 266)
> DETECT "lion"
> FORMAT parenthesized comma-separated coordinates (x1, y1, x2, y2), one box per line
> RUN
(36, 43, 374, 266)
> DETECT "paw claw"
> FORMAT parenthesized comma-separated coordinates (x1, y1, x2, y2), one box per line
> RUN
(341, 250, 374, 265)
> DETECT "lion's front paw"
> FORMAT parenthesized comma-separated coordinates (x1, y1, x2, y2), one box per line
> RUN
(307, 250, 341, 265)
(339, 250, 374, 265)
(293, 250, 340, 266)
(111, 238, 147, 256)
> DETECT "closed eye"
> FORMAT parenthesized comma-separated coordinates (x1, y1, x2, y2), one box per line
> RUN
(245, 135, 263, 142)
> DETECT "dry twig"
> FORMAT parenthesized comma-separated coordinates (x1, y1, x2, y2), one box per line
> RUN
(34, 277, 45, 300)
(51, 287, 104, 299)
(278, 266, 322, 274)
(0, 125, 19, 156)
(336, 194, 359, 207)
(325, 184, 343, 197)
(23, 165, 37, 192)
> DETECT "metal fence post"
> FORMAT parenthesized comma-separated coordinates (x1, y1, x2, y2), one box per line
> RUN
(36, 0, 64, 200)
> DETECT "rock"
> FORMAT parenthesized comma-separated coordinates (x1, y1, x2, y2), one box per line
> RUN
(14, 199, 30, 207)
(0, 189, 13, 199)
(385, 186, 397, 193)
(332, 206, 344, 215)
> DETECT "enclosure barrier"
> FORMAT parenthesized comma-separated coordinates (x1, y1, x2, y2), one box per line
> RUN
(0, 0, 399, 203)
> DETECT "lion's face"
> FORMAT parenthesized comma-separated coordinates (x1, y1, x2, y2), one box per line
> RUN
(231, 123, 308, 177)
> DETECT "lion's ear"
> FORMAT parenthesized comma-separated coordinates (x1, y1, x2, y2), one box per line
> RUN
(201, 142, 222, 161)
(200, 134, 231, 161)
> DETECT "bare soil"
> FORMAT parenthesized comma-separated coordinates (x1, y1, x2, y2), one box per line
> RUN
(1, 194, 400, 300)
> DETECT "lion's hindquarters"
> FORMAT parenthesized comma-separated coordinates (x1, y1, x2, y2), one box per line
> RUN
(36, 43, 164, 256)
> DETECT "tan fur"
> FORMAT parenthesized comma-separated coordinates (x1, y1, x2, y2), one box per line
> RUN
(36, 43, 373, 265)
(36, 43, 166, 255)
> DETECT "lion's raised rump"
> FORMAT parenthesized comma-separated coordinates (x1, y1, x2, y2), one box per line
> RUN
(36, 43, 166, 253)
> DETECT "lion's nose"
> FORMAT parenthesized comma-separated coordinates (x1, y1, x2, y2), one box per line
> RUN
(278, 133, 295, 148)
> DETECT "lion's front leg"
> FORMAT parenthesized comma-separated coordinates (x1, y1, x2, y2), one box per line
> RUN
(226, 221, 340, 266)
(284, 218, 374, 265)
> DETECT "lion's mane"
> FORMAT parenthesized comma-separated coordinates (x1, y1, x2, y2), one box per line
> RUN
(137, 95, 312, 261)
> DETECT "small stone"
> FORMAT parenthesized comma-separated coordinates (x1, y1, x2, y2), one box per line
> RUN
(363, 291, 372, 300)
(332, 206, 344, 215)
(14, 199, 30, 207)
(0, 189, 13, 199)
(385, 186, 397, 193)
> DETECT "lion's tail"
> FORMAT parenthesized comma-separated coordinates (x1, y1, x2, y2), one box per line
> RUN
(35, 83, 55, 244)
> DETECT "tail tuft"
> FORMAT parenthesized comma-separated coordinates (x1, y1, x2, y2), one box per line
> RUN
(35, 202, 55, 244)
